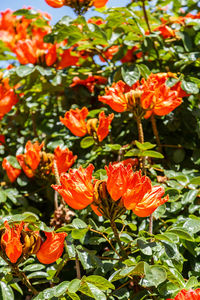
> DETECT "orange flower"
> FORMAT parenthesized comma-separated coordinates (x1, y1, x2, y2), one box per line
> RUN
(99, 81, 132, 112)
(100, 45, 119, 62)
(105, 163, 133, 201)
(16, 141, 44, 178)
(0, 78, 18, 120)
(93, 0, 108, 8)
(122, 171, 168, 217)
(45, 0, 65, 7)
(2, 158, 21, 183)
(70, 75, 107, 93)
(87, 18, 105, 25)
(53, 146, 77, 175)
(52, 164, 94, 209)
(45, 44, 57, 66)
(1, 221, 23, 263)
(140, 73, 183, 118)
(57, 48, 79, 69)
(60, 107, 88, 137)
(154, 25, 176, 39)
(14, 40, 37, 65)
(0, 135, 5, 145)
(121, 46, 142, 63)
(36, 231, 67, 264)
(96, 111, 114, 142)
(167, 289, 200, 300)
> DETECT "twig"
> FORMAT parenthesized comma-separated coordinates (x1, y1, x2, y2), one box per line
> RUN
(75, 253, 81, 279)
(151, 115, 162, 152)
(89, 228, 120, 257)
(110, 220, 128, 259)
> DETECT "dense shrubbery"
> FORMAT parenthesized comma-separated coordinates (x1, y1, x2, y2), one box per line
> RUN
(0, 0, 200, 299)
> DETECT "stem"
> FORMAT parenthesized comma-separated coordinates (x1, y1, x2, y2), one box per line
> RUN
(141, 0, 162, 69)
(151, 115, 162, 152)
(0, 252, 38, 296)
(141, 0, 151, 33)
(110, 220, 128, 259)
(135, 117, 146, 173)
(89, 228, 120, 257)
(149, 214, 153, 237)
(75, 254, 81, 279)
(31, 111, 38, 138)
(136, 117, 144, 144)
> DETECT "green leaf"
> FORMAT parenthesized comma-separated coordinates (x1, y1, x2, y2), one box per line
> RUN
(55, 281, 70, 297)
(0, 282, 14, 300)
(27, 271, 48, 279)
(183, 217, 200, 234)
(68, 279, 81, 294)
(6, 156, 21, 169)
(136, 64, 151, 79)
(135, 141, 156, 150)
(0, 189, 7, 203)
(72, 218, 87, 229)
(125, 149, 143, 157)
(86, 275, 115, 290)
(181, 80, 199, 94)
(185, 276, 199, 289)
(79, 282, 106, 300)
(144, 266, 167, 287)
(121, 65, 140, 86)
(173, 149, 186, 163)
(189, 176, 200, 185)
(167, 228, 194, 241)
(181, 190, 199, 205)
(142, 151, 164, 158)
(13, 9, 39, 18)
(67, 292, 81, 300)
(80, 137, 95, 149)
(16, 65, 35, 77)
(71, 228, 88, 239)
(23, 264, 45, 272)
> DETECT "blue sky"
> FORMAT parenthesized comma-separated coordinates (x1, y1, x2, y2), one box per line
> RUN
(0, 0, 130, 24)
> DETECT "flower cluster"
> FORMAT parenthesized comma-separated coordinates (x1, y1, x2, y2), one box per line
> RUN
(70, 75, 107, 93)
(0, 9, 86, 69)
(2, 141, 77, 182)
(52, 162, 169, 219)
(60, 107, 114, 142)
(0, 221, 67, 264)
(45, 0, 108, 10)
(99, 73, 188, 118)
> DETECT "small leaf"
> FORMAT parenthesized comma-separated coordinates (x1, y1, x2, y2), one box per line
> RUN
(80, 137, 95, 149)
(23, 264, 45, 272)
(6, 156, 21, 169)
(86, 275, 115, 290)
(0, 282, 14, 300)
(189, 177, 200, 185)
(142, 150, 164, 158)
(16, 65, 35, 77)
(121, 65, 140, 86)
(68, 279, 81, 294)
(181, 80, 199, 94)
(136, 64, 151, 79)
(135, 141, 156, 150)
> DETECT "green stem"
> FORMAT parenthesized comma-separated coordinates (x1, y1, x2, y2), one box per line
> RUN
(110, 220, 128, 259)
